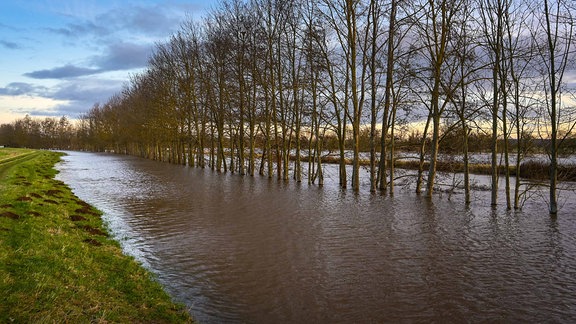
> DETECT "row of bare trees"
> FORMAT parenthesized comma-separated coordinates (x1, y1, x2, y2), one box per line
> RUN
(64, 0, 576, 214)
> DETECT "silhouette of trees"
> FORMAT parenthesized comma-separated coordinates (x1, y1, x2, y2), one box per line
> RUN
(0, 115, 74, 149)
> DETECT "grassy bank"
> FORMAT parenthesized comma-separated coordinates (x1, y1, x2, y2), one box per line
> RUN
(0, 149, 192, 323)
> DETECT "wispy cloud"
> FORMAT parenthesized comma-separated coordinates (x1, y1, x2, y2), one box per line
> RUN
(45, 21, 109, 39)
(0, 40, 21, 49)
(0, 22, 21, 32)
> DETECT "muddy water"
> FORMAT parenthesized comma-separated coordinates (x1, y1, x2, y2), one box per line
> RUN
(56, 151, 576, 323)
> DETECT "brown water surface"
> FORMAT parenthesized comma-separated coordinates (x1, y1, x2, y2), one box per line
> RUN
(56, 151, 576, 323)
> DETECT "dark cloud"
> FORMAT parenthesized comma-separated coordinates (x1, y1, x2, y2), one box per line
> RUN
(97, 3, 196, 37)
(52, 79, 122, 103)
(0, 82, 48, 96)
(46, 3, 197, 42)
(24, 64, 101, 79)
(51, 101, 100, 117)
(92, 42, 152, 71)
(566, 70, 576, 87)
(0, 40, 21, 49)
(25, 41, 152, 80)
(130, 6, 177, 34)
(49, 79, 124, 117)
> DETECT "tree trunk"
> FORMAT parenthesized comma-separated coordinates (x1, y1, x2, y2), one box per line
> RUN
(378, 0, 396, 192)
(544, 0, 558, 214)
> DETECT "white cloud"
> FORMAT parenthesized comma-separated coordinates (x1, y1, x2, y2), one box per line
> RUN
(0, 95, 71, 123)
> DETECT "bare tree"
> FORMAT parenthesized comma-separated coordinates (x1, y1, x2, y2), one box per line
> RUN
(377, 0, 398, 192)
(478, 0, 506, 206)
(533, 0, 575, 214)
(415, 0, 461, 197)
(445, 0, 482, 204)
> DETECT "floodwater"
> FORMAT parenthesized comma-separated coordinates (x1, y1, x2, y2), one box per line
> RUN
(56, 151, 576, 323)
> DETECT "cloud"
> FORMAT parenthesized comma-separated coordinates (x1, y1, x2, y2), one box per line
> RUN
(0, 22, 21, 32)
(24, 41, 152, 80)
(96, 3, 197, 38)
(24, 64, 101, 79)
(92, 42, 152, 71)
(130, 6, 178, 34)
(48, 79, 124, 117)
(52, 79, 122, 102)
(48, 101, 98, 117)
(0, 95, 70, 118)
(565, 70, 576, 88)
(46, 3, 198, 42)
(45, 21, 109, 39)
(0, 82, 48, 96)
(0, 2, 209, 123)
(0, 78, 123, 120)
(26, 2, 202, 81)
(0, 40, 21, 49)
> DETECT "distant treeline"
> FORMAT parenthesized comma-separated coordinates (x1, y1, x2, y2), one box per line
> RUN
(4, 114, 576, 155)
(4, 0, 576, 214)
(0, 116, 75, 150)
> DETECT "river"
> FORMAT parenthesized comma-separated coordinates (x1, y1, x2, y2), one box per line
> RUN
(55, 151, 576, 323)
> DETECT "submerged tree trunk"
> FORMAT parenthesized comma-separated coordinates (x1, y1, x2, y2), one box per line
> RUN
(502, 91, 511, 209)
(378, 0, 397, 192)
(543, 0, 566, 215)
(462, 125, 470, 204)
(416, 113, 432, 194)
(424, 0, 454, 198)
(389, 99, 397, 195)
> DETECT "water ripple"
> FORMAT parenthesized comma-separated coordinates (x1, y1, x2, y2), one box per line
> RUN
(56, 151, 576, 323)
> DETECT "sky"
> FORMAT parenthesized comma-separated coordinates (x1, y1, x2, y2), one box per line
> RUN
(0, 0, 215, 124)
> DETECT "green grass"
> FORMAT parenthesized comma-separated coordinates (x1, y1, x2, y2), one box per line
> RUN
(0, 148, 192, 323)
(0, 147, 30, 160)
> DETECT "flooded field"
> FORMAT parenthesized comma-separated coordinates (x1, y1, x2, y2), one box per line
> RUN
(56, 151, 576, 323)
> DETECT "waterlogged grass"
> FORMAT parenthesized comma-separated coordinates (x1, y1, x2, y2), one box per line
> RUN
(0, 149, 192, 323)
